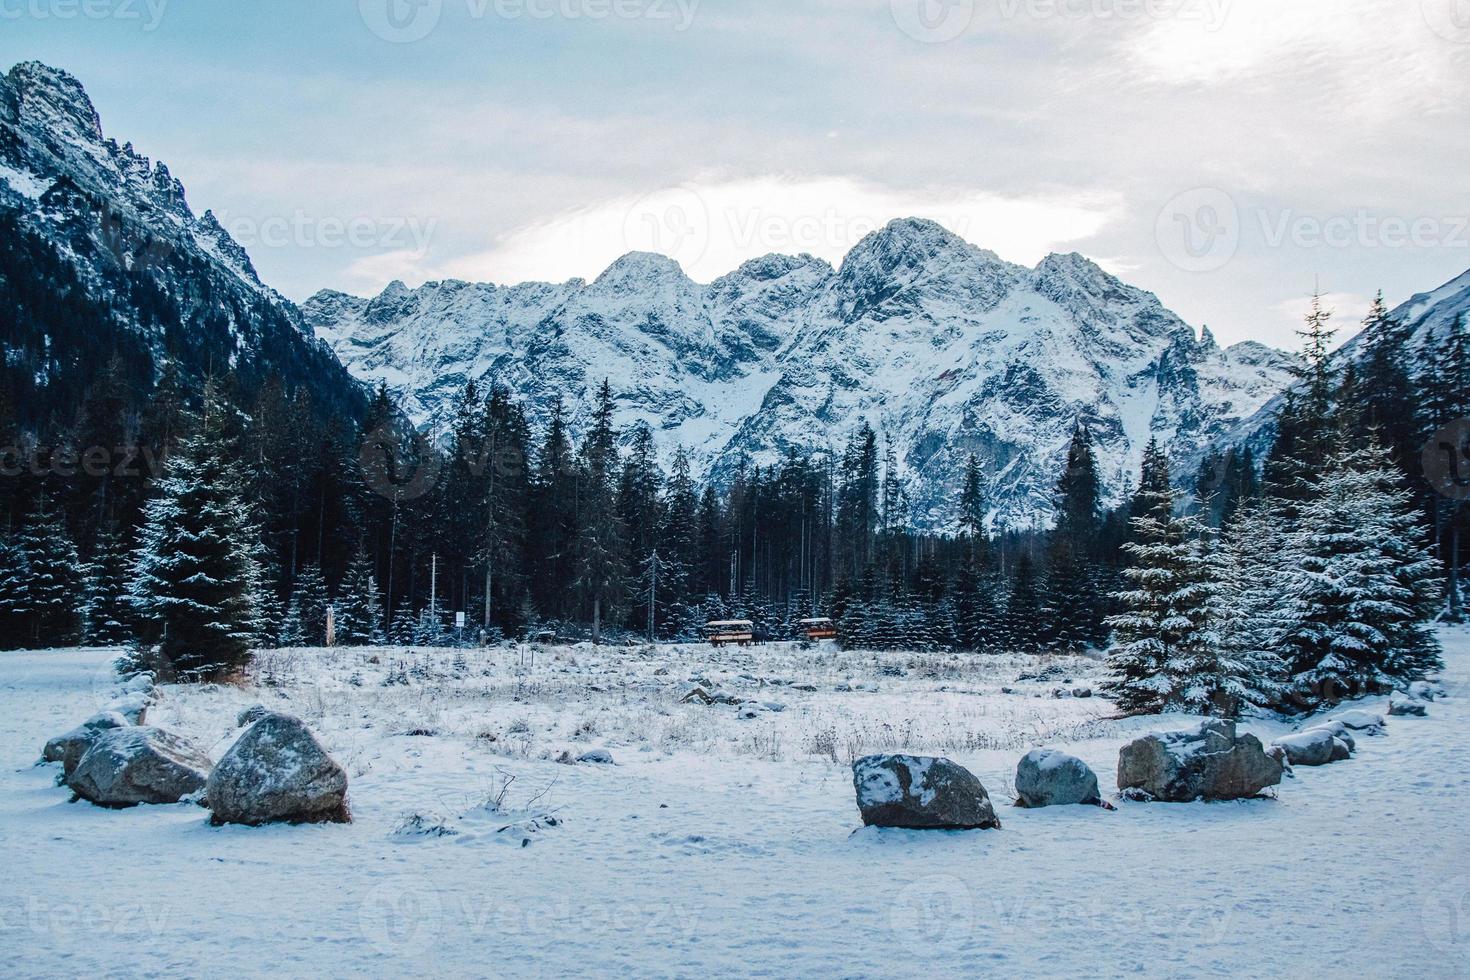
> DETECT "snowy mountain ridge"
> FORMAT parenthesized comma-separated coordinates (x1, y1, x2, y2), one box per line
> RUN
(307, 220, 1299, 529)
(0, 61, 364, 421)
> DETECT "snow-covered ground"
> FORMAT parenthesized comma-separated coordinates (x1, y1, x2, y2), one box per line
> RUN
(3, 632, 1468, 978)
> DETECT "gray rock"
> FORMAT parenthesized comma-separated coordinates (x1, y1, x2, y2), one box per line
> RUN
(105, 692, 150, 725)
(1117, 720, 1282, 802)
(1072, 688, 1093, 699)
(1299, 720, 1356, 752)
(852, 755, 1000, 830)
(577, 749, 614, 764)
(236, 704, 271, 727)
(67, 727, 212, 807)
(1407, 681, 1439, 702)
(207, 713, 349, 826)
(1387, 696, 1428, 717)
(1015, 749, 1102, 808)
(43, 711, 130, 775)
(1271, 729, 1352, 767)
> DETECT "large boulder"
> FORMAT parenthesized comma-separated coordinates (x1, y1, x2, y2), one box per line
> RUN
(207, 713, 350, 826)
(67, 727, 212, 807)
(852, 755, 1000, 830)
(43, 711, 130, 776)
(1015, 749, 1102, 808)
(1299, 720, 1356, 753)
(1271, 729, 1352, 767)
(1117, 720, 1283, 802)
(1387, 696, 1427, 718)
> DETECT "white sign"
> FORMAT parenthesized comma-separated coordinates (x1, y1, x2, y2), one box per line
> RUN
(455, 611, 466, 629)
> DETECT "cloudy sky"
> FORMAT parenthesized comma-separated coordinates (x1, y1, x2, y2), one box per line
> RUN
(4, 0, 1467, 350)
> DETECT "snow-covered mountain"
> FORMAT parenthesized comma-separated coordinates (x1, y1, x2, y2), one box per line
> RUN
(1206, 267, 1470, 467)
(0, 61, 363, 424)
(307, 219, 1297, 529)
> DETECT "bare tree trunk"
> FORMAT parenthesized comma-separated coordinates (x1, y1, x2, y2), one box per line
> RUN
(1451, 507, 1464, 622)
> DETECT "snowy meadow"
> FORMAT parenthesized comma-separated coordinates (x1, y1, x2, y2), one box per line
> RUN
(4, 630, 1469, 977)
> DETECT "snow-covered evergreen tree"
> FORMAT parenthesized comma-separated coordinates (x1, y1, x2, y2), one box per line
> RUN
(0, 538, 31, 650)
(1280, 439, 1443, 705)
(129, 395, 264, 678)
(282, 565, 330, 647)
(1193, 504, 1288, 716)
(80, 522, 134, 647)
(1104, 481, 1216, 716)
(389, 607, 417, 645)
(335, 551, 385, 646)
(20, 498, 84, 647)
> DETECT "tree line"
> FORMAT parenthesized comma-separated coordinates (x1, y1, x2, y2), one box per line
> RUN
(0, 293, 1462, 716)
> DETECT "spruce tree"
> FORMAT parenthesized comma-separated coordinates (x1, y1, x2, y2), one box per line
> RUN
(1194, 504, 1288, 716)
(1280, 439, 1443, 705)
(283, 564, 330, 647)
(1103, 492, 1215, 716)
(129, 394, 264, 678)
(574, 380, 627, 643)
(18, 499, 84, 647)
(81, 522, 134, 646)
(335, 550, 385, 646)
(0, 538, 31, 649)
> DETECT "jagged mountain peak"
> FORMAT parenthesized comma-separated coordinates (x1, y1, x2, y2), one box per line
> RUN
(839, 216, 1015, 280)
(2, 61, 103, 142)
(595, 250, 691, 287)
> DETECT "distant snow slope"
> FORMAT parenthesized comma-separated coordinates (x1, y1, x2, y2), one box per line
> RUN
(1209, 266, 1470, 466)
(307, 219, 1297, 529)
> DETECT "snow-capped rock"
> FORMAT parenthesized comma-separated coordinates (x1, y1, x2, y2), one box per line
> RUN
(310, 218, 1297, 529)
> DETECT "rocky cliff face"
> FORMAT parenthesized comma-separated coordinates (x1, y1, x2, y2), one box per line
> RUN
(0, 61, 364, 426)
(307, 217, 1298, 529)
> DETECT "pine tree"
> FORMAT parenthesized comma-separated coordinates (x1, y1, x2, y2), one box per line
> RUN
(1265, 292, 1337, 502)
(80, 521, 133, 646)
(1194, 504, 1288, 716)
(335, 550, 385, 646)
(283, 564, 330, 647)
(1004, 553, 1047, 653)
(959, 453, 987, 545)
(0, 537, 31, 649)
(1279, 439, 1444, 706)
(1103, 495, 1215, 716)
(18, 499, 84, 647)
(129, 393, 264, 678)
(574, 380, 627, 643)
